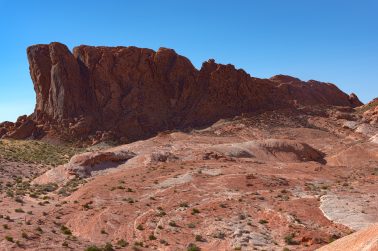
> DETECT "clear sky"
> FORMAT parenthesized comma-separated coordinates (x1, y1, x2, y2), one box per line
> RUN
(0, 0, 377, 122)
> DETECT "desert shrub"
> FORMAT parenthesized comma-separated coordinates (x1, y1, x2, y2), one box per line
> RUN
(60, 225, 72, 235)
(15, 208, 24, 213)
(117, 239, 128, 247)
(187, 243, 201, 251)
(103, 243, 114, 251)
(191, 208, 200, 215)
(149, 234, 157, 240)
(21, 232, 28, 239)
(5, 235, 14, 242)
(284, 233, 298, 245)
(85, 246, 102, 251)
(195, 235, 204, 242)
(259, 219, 268, 224)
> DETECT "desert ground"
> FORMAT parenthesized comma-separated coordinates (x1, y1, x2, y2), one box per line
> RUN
(1, 104, 377, 251)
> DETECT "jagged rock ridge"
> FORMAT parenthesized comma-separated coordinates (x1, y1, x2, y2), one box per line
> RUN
(2, 42, 363, 142)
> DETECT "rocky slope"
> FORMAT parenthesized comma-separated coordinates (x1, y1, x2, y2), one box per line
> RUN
(1, 42, 362, 143)
(1, 104, 377, 250)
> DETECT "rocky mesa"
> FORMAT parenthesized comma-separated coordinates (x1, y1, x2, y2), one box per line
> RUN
(1, 42, 378, 251)
(1, 42, 362, 143)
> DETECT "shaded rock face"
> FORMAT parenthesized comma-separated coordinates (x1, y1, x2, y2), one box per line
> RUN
(27, 43, 91, 120)
(348, 93, 363, 107)
(7, 119, 36, 139)
(26, 42, 363, 142)
(0, 115, 43, 140)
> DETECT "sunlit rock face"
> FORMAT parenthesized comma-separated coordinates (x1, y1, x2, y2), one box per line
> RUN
(22, 42, 362, 142)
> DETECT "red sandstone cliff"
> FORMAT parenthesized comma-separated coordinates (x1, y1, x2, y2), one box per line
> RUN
(1, 42, 363, 143)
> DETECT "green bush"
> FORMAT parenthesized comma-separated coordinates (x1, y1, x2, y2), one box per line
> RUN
(117, 239, 128, 247)
(85, 246, 102, 251)
(5, 235, 14, 242)
(60, 225, 72, 235)
(187, 243, 201, 251)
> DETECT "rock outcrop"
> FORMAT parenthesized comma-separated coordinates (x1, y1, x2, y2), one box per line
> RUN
(0, 115, 43, 140)
(317, 224, 378, 251)
(361, 98, 378, 125)
(33, 149, 136, 184)
(12, 42, 363, 142)
(210, 139, 325, 163)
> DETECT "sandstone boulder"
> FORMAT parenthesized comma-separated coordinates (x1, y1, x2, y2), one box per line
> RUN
(210, 139, 325, 163)
(317, 224, 378, 251)
(67, 150, 136, 178)
(370, 134, 378, 144)
(6, 119, 36, 139)
(326, 143, 378, 167)
(355, 123, 377, 137)
(33, 149, 136, 184)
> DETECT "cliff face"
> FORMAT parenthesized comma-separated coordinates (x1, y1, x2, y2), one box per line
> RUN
(6, 42, 362, 142)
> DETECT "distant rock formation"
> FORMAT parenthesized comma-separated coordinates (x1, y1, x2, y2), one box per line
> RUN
(361, 98, 378, 125)
(1, 42, 363, 142)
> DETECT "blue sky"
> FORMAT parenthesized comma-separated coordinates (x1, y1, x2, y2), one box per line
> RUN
(0, 0, 377, 122)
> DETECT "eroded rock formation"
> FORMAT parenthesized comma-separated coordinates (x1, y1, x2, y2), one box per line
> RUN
(2, 42, 364, 142)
